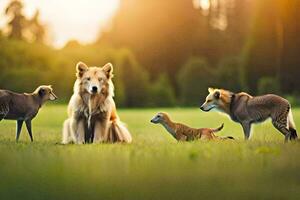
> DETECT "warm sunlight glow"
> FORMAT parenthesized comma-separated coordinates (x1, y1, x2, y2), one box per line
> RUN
(193, 0, 210, 10)
(200, 0, 210, 10)
(0, 0, 120, 47)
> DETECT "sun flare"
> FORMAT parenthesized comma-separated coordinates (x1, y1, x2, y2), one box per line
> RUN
(193, 0, 210, 10)
(0, 0, 120, 48)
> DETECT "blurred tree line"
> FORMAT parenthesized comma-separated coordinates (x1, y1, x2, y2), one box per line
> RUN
(4, 0, 45, 42)
(1, 0, 300, 107)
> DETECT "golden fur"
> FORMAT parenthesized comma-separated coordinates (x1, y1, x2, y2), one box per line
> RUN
(62, 62, 132, 144)
(203, 88, 253, 114)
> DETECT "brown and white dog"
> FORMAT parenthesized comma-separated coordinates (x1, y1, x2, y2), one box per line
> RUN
(200, 88, 298, 142)
(62, 62, 132, 144)
(151, 112, 233, 141)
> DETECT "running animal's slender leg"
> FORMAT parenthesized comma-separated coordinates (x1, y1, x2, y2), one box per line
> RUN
(16, 120, 24, 142)
(272, 120, 290, 142)
(241, 122, 252, 140)
(25, 120, 34, 142)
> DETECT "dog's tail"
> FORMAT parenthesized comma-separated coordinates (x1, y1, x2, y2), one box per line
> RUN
(211, 123, 224, 133)
(288, 108, 298, 140)
(107, 120, 132, 143)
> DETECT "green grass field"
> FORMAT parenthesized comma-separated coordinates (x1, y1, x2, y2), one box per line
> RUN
(0, 105, 300, 200)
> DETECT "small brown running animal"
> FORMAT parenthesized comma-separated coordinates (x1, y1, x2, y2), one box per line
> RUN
(150, 112, 233, 141)
(0, 85, 57, 142)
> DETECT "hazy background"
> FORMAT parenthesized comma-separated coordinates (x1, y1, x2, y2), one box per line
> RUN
(0, 0, 300, 107)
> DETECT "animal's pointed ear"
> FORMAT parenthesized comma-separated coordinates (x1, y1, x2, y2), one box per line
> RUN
(76, 62, 88, 78)
(214, 90, 221, 99)
(103, 63, 113, 78)
(208, 87, 214, 93)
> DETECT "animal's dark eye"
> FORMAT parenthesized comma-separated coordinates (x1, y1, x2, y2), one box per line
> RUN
(207, 100, 212, 103)
(214, 91, 220, 99)
(87, 77, 91, 81)
(99, 78, 103, 82)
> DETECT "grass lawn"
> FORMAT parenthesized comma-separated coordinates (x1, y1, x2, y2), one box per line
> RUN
(0, 105, 300, 200)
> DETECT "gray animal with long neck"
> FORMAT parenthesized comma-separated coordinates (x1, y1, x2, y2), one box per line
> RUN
(200, 88, 297, 142)
(0, 85, 57, 142)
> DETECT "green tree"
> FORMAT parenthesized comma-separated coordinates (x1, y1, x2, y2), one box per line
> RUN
(257, 77, 280, 95)
(242, 0, 281, 93)
(99, 0, 208, 86)
(115, 49, 150, 107)
(149, 74, 176, 107)
(243, 0, 300, 94)
(0, 39, 58, 92)
(178, 57, 215, 106)
(217, 56, 246, 91)
(277, 0, 300, 93)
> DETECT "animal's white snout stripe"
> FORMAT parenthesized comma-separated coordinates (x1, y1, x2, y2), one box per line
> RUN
(49, 94, 56, 100)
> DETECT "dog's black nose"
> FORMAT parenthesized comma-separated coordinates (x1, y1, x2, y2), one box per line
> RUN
(200, 106, 204, 111)
(92, 86, 98, 93)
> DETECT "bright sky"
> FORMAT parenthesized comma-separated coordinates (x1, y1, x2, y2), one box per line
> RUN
(0, 0, 120, 48)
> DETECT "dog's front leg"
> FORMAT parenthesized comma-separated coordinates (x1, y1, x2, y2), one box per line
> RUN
(70, 118, 85, 144)
(70, 117, 78, 143)
(241, 122, 252, 140)
(76, 120, 85, 144)
(62, 118, 72, 144)
(93, 120, 109, 143)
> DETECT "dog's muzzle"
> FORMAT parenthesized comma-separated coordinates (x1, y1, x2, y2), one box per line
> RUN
(92, 86, 98, 93)
(150, 118, 158, 123)
(200, 104, 213, 112)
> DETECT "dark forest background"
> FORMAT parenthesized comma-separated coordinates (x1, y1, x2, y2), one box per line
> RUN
(1, 0, 300, 107)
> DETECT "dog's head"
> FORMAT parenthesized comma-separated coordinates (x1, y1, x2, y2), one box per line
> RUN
(36, 85, 58, 101)
(200, 87, 231, 112)
(76, 62, 113, 95)
(151, 112, 169, 124)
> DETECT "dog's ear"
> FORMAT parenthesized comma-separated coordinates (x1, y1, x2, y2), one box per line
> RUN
(76, 62, 88, 78)
(102, 63, 113, 78)
(214, 91, 221, 99)
(208, 87, 214, 93)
